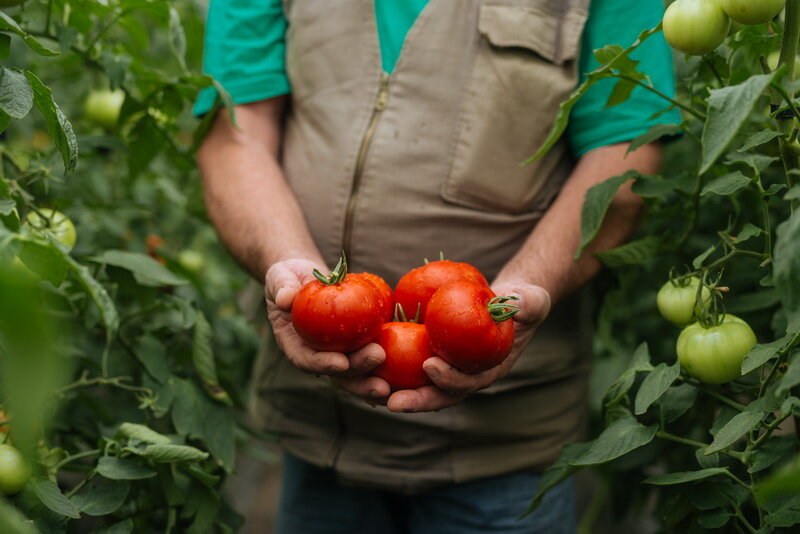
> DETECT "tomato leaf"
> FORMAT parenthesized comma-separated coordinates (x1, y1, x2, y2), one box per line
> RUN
(700, 73, 776, 175)
(71, 481, 130, 516)
(94, 519, 134, 534)
(576, 171, 639, 259)
(90, 250, 187, 287)
(522, 441, 591, 516)
(738, 129, 783, 152)
(603, 343, 653, 407)
(24, 71, 78, 175)
(656, 384, 698, 423)
(634, 361, 681, 415)
(17, 239, 69, 287)
(0, 67, 32, 119)
(698, 508, 731, 529)
(29, 479, 81, 518)
(0, 498, 37, 534)
(595, 236, 661, 268)
(133, 443, 209, 463)
(705, 404, 766, 455)
(117, 423, 171, 445)
(776, 351, 800, 397)
(627, 123, 680, 154)
(96, 457, 156, 481)
(741, 337, 787, 375)
(747, 436, 796, 474)
(571, 416, 657, 466)
(644, 467, 730, 486)
(193, 310, 232, 405)
(775, 211, 800, 333)
(700, 171, 752, 197)
(0, 12, 59, 56)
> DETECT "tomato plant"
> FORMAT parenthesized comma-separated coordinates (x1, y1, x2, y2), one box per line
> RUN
(676, 314, 757, 384)
(425, 280, 518, 374)
(83, 88, 125, 130)
(663, 0, 731, 55)
(721, 0, 787, 25)
(23, 208, 76, 251)
(372, 320, 434, 390)
(394, 259, 487, 322)
(0, 444, 30, 496)
(292, 256, 387, 353)
(656, 276, 711, 325)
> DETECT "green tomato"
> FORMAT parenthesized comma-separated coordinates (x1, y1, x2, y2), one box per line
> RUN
(24, 209, 77, 251)
(663, 0, 731, 56)
(84, 89, 125, 129)
(676, 314, 757, 384)
(720, 0, 786, 25)
(178, 249, 205, 273)
(656, 277, 711, 325)
(0, 444, 31, 495)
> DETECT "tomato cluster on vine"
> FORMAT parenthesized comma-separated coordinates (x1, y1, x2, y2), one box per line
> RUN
(290, 255, 520, 390)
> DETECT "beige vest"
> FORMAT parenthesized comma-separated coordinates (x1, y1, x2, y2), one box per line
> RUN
(251, 0, 592, 493)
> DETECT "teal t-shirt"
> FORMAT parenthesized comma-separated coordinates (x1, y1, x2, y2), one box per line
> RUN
(194, 0, 681, 157)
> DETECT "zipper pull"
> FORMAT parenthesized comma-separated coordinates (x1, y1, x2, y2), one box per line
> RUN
(376, 72, 389, 111)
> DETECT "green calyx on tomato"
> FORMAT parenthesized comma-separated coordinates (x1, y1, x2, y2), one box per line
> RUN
(487, 295, 520, 322)
(663, 0, 731, 56)
(84, 88, 125, 130)
(24, 208, 77, 251)
(657, 276, 712, 326)
(720, 0, 786, 25)
(676, 314, 757, 384)
(0, 444, 31, 496)
(312, 254, 348, 285)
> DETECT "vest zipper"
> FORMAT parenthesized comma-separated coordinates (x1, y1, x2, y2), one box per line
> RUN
(341, 72, 390, 259)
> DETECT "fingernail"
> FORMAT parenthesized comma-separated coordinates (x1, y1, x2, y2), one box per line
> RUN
(327, 365, 344, 373)
(366, 357, 381, 367)
(369, 389, 383, 398)
(427, 368, 440, 380)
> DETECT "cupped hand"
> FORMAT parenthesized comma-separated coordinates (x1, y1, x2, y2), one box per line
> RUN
(386, 281, 551, 413)
(264, 259, 392, 402)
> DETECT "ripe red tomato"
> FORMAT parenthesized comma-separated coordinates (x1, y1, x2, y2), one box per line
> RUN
(360, 272, 394, 322)
(292, 259, 387, 353)
(372, 322, 434, 390)
(425, 280, 518, 374)
(395, 260, 487, 322)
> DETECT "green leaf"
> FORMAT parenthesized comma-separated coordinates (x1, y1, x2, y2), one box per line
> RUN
(30, 479, 81, 518)
(96, 457, 156, 480)
(741, 338, 786, 375)
(523, 442, 592, 516)
(18, 239, 69, 286)
(776, 351, 800, 396)
(71, 481, 129, 516)
(168, 7, 187, 71)
(595, 236, 661, 268)
(0, 67, 32, 119)
(738, 129, 783, 152)
(705, 405, 766, 455)
(0, 33, 10, 60)
(95, 519, 134, 534)
(657, 384, 698, 423)
(734, 223, 763, 245)
(193, 310, 231, 405)
(0, 198, 15, 216)
(758, 455, 800, 505)
(700, 73, 776, 174)
(627, 124, 680, 154)
(604, 343, 652, 406)
(747, 436, 796, 474)
(631, 174, 676, 197)
(0, 497, 38, 534)
(644, 467, 730, 486)
(775, 211, 800, 333)
(698, 508, 731, 529)
(24, 71, 77, 174)
(692, 244, 717, 269)
(63, 254, 119, 346)
(135, 443, 209, 463)
(634, 361, 680, 415)
(605, 78, 638, 108)
(575, 171, 638, 259)
(571, 416, 657, 466)
(117, 422, 171, 444)
(171, 379, 235, 471)
(700, 171, 752, 197)
(0, 12, 59, 56)
(134, 335, 169, 383)
(90, 250, 187, 287)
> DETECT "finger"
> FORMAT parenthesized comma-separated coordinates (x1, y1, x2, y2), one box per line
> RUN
(491, 282, 551, 325)
(422, 357, 494, 395)
(276, 325, 350, 374)
(386, 385, 464, 413)
(331, 375, 391, 403)
(347, 343, 386, 374)
(265, 265, 304, 311)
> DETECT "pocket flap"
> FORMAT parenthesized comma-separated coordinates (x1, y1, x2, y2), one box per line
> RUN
(478, 3, 587, 65)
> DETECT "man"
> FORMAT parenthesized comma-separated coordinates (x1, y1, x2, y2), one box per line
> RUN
(196, 0, 679, 531)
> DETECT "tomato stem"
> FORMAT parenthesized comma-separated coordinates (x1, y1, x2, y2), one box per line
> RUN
(312, 253, 348, 285)
(487, 296, 520, 322)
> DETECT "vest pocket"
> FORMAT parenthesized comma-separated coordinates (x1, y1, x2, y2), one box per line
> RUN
(441, 2, 587, 215)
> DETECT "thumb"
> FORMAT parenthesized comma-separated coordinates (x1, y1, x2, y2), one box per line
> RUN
(491, 282, 551, 326)
(265, 264, 304, 312)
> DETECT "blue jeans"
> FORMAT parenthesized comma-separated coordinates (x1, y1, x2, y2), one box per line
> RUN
(275, 453, 576, 534)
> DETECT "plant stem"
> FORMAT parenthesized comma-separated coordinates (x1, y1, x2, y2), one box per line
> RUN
(618, 74, 707, 121)
(775, 0, 800, 210)
(751, 412, 792, 450)
(53, 449, 101, 472)
(684, 378, 748, 411)
(656, 430, 707, 448)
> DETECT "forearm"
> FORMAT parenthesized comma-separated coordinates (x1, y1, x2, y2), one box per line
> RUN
(495, 142, 662, 303)
(197, 98, 324, 280)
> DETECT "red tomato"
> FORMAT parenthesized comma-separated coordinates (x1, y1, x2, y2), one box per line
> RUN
(425, 280, 518, 373)
(360, 272, 394, 322)
(372, 322, 434, 390)
(395, 260, 487, 322)
(292, 259, 386, 353)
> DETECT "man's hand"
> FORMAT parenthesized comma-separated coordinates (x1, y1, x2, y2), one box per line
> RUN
(264, 259, 392, 402)
(386, 281, 551, 413)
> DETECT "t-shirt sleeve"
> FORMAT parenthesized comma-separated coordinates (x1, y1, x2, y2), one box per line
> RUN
(193, 0, 290, 116)
(567, 0, 682, 157)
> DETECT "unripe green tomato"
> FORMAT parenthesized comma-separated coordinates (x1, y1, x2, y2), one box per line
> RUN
(663, 0, 731, 56)
(84, 89, 125, 129)
(656, 277, 711, 325)
(0, 0, 26, 7)
(178, 249, 205, 273)
(24, 209, 77, 251)
(0, 444, 31, 495)
(676, 314, 757, 384)
(720, 0, 785, 25)
(766, 50, 800, 72)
